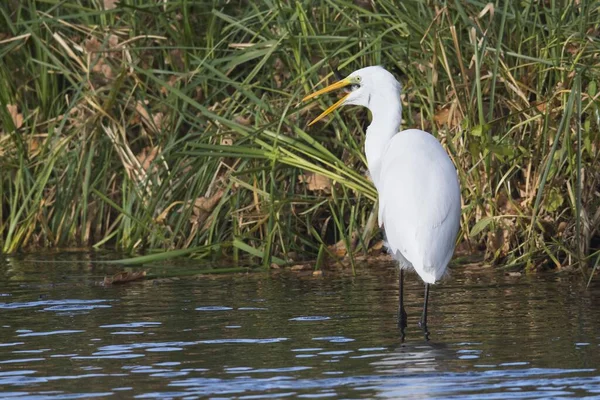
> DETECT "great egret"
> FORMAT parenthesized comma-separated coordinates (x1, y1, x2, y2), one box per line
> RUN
(302, 66, 461, 338)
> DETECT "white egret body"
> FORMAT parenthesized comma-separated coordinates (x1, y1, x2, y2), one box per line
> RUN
(302, 66, 461, 337)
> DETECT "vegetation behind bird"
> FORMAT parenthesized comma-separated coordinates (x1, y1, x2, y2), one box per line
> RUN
(0, 1, 599, 281)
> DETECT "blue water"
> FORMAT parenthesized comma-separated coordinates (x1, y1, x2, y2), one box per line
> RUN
(0, 254, 599, 399)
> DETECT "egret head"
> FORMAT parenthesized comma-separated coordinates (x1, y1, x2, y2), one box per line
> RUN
(302, 66, 401, 126)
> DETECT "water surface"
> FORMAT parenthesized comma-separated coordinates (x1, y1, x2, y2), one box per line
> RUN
(0, 254, 599, 399)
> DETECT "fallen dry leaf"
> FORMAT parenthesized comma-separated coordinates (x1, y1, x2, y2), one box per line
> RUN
(273, 57, 290, 88)
(535, 101, 547, 112)
(103, 0, 119, 9)
(28, 137, 41, 154)
(84, 36, 114, 81)
(107, 34, 119, 49)
(135, 101, 151, 125)
(329, 241, 347, 257)
(433, 105, 461, 128)
(104, 270, 146, 285)
(234, 115, 251, 126)
(84, 37, 100, 53)
(290, 264, 312, 271)
(557, 221, 568, 235)
(370, 240, 384, 251)
(160, 75, 180, 95)
(434, 107, 450, 126)
(186, 189, 225, 232)
(298, 172, 331, 193)
(328, 232, 358, 258)
(67, 102, 91, 128)
(192, 189, 224, 217)
(136, 146, 160, 171)
(100, 63, 113, 79)
(153, 112, 164, 131)
(134, 102, 163, 134)
(6, 104, 23, 129)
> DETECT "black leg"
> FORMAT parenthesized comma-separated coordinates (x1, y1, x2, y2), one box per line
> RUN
(397, 269, 407, 339)
(419, 283, 430, 340)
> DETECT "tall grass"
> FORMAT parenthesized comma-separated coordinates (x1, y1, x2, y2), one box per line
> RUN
(1, 1, 599, 279)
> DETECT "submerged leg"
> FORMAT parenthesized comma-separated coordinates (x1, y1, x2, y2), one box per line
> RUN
(419, 283, 430, 340)
(397, 269, 408, 339)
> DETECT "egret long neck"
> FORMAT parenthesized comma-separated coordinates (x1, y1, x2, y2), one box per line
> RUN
(364, 95, 402, 189)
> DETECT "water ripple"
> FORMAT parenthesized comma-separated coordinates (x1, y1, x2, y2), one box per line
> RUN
(1, 257, 600, 399)
(312, 336, 355, 343)
(0, 357, 45, 364)
(199, 338, 289, 345)
(43, 304, 111, 312)
(100, 322, 162, 329)
(0, 299, 111, 310)
(0, 342, 24, 347)
(289, 316, 331, 321)
(17, 330, 84, 337)
(98, 342, 197, 352)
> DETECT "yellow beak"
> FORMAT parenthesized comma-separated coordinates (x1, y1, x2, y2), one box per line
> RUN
(302, 78, 352, 126)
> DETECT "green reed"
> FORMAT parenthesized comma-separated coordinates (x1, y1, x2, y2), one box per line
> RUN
(0, 1, 599, 281)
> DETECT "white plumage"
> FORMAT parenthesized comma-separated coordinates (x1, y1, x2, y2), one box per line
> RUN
(303, 65, 461, 337)
(378, 129, 461, 284)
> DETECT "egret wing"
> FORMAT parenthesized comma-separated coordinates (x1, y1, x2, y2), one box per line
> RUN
(377, 129, 461, 283)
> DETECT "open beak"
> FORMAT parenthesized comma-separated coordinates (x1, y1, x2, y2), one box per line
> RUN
(302, 77, 352, 126)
